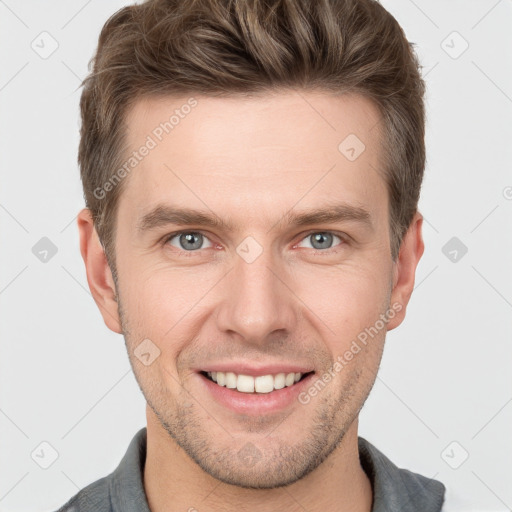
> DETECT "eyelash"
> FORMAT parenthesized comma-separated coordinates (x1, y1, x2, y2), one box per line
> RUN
(162, 230, 348, 256)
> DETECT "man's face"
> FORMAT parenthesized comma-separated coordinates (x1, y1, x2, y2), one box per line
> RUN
(111, 90, 399, 487)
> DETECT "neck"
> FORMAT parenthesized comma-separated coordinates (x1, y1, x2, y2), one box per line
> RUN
(143, 407, 372, 512)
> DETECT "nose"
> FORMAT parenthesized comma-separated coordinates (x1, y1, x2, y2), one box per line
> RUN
(214, 241, 298, 347)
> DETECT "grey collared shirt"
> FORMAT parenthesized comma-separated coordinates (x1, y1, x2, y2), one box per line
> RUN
(55, 427, 446, 512)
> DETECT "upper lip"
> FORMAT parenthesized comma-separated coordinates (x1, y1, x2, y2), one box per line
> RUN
(197, 362, 314, 377)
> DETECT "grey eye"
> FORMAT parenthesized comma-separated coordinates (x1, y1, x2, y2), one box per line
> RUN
(168, 232, 212, 251)
(298, 232, 342, 250)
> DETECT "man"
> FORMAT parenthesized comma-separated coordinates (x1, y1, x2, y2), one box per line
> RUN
(57, 0, 447, 510)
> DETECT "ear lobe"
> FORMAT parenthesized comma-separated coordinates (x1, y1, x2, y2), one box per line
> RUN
(77, 208, 122, 334)
(387, 212, 425, 331)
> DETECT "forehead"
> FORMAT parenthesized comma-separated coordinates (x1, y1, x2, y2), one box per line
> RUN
(119, 90, 386, 223)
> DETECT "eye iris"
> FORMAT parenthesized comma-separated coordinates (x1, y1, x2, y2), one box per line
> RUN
(311, 232, 332, 250)
(180, 232, 202, 250)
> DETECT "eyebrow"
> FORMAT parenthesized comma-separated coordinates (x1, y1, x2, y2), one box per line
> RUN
(137, 203, 372, 233)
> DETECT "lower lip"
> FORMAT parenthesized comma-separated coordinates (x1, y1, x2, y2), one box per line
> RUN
(198, 372, 315, 415)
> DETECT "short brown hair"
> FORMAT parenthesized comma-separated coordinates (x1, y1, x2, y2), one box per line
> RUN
(79, 0, 425, 273)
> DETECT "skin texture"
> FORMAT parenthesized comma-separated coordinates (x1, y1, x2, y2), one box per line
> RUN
(78, 89, 424, 512)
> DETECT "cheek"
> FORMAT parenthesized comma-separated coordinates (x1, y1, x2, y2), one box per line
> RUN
(120, 262, 200, 325)
(118, 267, 211, 368)
(296, 264, 391, 349)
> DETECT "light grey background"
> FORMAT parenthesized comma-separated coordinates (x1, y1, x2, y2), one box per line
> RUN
(0, 1, 511, 511)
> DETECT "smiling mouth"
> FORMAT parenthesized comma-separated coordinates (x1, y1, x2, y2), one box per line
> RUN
(200, 370, 314, 394)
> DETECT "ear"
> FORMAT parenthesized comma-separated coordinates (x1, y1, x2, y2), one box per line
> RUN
(77, 208, 122, 334)
(387, 211, 425, 331)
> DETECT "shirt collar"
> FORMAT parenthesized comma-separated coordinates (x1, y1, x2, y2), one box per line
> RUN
(358, 436, 446, 512)
(110, 427, 151, 512)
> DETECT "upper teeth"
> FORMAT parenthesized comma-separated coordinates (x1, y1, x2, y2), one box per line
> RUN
(208, 371, 303, 393)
